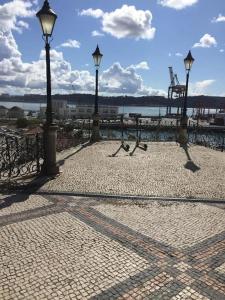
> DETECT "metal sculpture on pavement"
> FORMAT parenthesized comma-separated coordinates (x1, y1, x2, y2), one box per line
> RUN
(129, 114, 148, 156)
(111, 114, 130, 157)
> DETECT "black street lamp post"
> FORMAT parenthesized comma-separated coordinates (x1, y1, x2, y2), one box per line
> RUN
(36, 0, 59, 175)
(179, 50, 195, 144)
(91, 45, 103, 142)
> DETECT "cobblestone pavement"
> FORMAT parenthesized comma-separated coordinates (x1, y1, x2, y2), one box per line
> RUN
(0, 193, 225, 299)
(41, 142, 225, 200)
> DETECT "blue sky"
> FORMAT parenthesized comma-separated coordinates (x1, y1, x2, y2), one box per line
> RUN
(0, 0, 224, 97)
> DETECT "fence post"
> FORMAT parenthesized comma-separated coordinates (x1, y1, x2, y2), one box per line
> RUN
(25, 137, 29, 157)
(6, 137, 12, 178)
(221, 132, 225, 152)
(36, 134, 40, 173)
(88, 117, 91, 139)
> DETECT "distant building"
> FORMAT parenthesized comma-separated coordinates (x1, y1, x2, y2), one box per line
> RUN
(0, 105, 8, 118)
(70, 105, 119, 119)
(8, 106, 24, 119)
(52, 99, 68, 119)
(39, 99, 69, 120)
(39, 101, 119, 120)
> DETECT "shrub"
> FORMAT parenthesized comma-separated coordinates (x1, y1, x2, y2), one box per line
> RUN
(16, 118, 29, 128)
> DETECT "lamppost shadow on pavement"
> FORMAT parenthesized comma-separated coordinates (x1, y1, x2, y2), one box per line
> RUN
(182, 145, 200, 173)
(57, 140, 94, 167)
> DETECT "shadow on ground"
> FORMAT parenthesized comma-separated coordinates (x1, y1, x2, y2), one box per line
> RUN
(0, 141, 94, 210)
(0, 176, 51, 210)
(57, 141, 93, 167)
(182, 145, 201, 173)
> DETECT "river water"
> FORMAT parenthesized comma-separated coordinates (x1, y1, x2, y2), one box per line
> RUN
(0, 101, 214, 117)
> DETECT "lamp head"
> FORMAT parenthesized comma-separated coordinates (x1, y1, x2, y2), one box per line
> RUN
(92, 45, 103, 68)
(184, 50, 195, 72)
(36, 0, 57, 37)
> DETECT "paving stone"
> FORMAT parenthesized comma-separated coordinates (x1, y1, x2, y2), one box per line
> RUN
(40, 141, 225, 200)
(215, 262, 225, 275)
(0, 212, 149, 299)
(95, 202, 225, 249)
(0, 195, 52, 216)
(0, 191, 224, 299)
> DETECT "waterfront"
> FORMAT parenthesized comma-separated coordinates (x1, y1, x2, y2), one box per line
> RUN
(0, 101, 215, 117)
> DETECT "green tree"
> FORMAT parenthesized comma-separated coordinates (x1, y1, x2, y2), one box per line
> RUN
(16, 118, 29, 128)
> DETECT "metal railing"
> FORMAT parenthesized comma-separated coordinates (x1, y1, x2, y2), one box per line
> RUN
(189, 128, 225, 152)
(72, 116, 225, 151)
(56, 128, 89, 152)
(0, 133, 43, 181)
(0, 127, 89, 181)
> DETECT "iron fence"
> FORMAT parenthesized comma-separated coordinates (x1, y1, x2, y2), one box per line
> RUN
(57, 118, 225, 152)
(189, 128, 225, 152)
(56, 128, 89, 152)
(0, 133, 43, 181)
(0, 128, 89, 181)
(99, 121, 225, 152)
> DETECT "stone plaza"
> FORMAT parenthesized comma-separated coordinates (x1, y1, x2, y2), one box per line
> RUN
(0, 141, 225, 299)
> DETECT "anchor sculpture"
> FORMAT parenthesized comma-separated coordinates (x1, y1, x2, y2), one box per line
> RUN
(111, 114, 130, 157)
(129, 114, 148, 156)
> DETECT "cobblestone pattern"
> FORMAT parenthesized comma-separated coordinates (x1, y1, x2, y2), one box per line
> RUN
(0, 195, 52, 216)
(73, 206, 225, 299)
(41, 141, 225, 200)
(1, 212, 150, 300)
(95, 202, 225, 249)
(0, 194, 224, 299)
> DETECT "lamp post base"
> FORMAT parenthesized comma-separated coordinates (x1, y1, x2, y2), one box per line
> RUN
(42, 124, 59, 176)
(178, 116, 188, 145)
(91, 113, 101, 142)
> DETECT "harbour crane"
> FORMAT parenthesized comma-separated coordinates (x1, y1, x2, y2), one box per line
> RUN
(167, 67, 186, 115)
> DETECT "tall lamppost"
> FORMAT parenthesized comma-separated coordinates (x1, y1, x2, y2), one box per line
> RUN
(179, 50, 195, 144)
(91, 45, 103, 142)
(36, 0, 59, 175)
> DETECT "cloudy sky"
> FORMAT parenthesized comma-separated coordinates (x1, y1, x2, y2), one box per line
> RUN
(0, 0, 224, 97)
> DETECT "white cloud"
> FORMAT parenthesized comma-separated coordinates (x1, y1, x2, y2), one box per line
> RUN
(79, 8, 104, 19)
(102, 5, 156, 40)
(0, 0, 35, 65)
(101, 62, 142, 94)
(0, 2, 160, 96)
(92, 30, 104, 37)
(168, 52, 183, 57)
(175, 52, 183, 57)
(212, 14, 225, 23)
(158, 0, 198, 10)
(100, 62, 165, 96)
(193, 34, 217, 48)
(0, 0, 36, 33)
(219, 49, 224, 53)
(0, 48, 95, 94)
(0, 47, 165, 96)
(40, 49, 64, 61)
(57, 39, 81, 49)
(191, 79, 215, 95)
(130, 61, 150, 70)
(0, 31, 21, 60)
(16, 20, 29, 33)
(80, 5, 156, 40)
